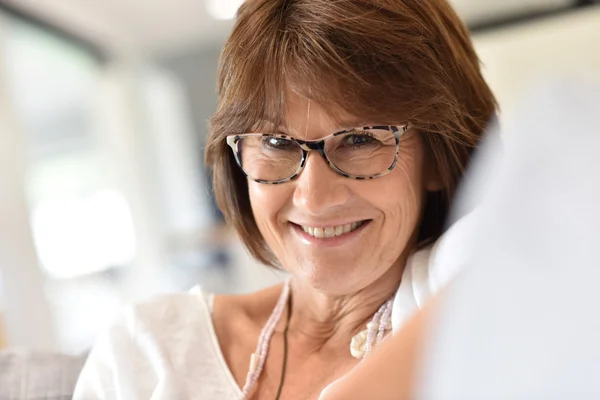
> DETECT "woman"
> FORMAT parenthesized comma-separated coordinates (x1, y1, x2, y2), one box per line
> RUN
(74, 0, 496, 398)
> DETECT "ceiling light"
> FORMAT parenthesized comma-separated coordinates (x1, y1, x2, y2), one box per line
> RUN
(206, 0, 244, 20)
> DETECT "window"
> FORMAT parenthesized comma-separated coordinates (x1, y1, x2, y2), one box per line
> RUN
(3, 14, 135, 279)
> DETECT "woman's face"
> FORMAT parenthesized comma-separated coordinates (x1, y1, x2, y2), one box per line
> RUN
(249, 92, 438, 294)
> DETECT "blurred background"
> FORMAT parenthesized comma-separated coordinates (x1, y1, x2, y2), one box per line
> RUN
(0, 0, 598, 355)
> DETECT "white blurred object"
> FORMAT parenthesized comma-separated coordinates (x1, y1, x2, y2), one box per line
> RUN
(32, 190, 135, 279)
(419, 75, 600, 399)
(391, 126, 503, 332)
(449, 0, 574, 26)
(392, 212, 482, 332)
(206, 0, 244, 20)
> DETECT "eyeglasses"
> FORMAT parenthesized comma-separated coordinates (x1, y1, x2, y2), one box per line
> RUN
(226, 125, 408, 184)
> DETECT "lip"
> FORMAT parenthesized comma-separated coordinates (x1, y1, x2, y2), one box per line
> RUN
(291, 220, 372, 247)
(290, 219, 368, 229)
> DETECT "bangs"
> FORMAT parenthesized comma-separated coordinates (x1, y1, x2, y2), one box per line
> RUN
(209, 2, 430, 143)
(211, 39, 365, 139)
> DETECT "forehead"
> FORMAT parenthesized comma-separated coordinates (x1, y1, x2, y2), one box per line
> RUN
(268, 90, 367, 139)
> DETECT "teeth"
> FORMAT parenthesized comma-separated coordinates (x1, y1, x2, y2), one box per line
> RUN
(301, 221, 365, 238)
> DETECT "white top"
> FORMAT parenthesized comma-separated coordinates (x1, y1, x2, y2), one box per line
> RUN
(73, 289, 241, 399)
(392, 212, 478, 331)
(74, 226, 467, 399)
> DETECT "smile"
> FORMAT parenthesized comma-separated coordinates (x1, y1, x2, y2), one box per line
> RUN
(300, 221, 368, 239)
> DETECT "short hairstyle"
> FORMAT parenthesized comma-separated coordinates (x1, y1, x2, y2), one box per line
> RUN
(205, 0, 498, 266)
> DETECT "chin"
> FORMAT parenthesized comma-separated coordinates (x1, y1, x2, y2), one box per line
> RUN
(295, 261, 370, 295)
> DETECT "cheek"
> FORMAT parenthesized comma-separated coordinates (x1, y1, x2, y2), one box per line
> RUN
(394, 157, 424, 214)
(248, 181, 291, 236)
(370, 144, 426, 241)
(397, 138, 426, 211)
(384, 166, 423, 226)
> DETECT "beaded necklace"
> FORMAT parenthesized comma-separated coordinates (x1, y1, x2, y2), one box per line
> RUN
(240, 280, 394, 399)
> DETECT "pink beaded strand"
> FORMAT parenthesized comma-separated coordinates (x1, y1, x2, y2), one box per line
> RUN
(364, 299, 391, 356)
(376, 299, 394, 343)
(240, 279, 291, 399)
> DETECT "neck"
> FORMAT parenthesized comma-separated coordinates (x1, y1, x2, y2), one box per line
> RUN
(285, 261, 404, 351)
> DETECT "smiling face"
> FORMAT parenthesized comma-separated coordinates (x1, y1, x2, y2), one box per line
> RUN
(248, 91, 438, 294)
(207, 0, 497, 289)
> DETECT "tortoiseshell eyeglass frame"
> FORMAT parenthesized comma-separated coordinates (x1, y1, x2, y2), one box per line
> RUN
(225, 125, 409, 184)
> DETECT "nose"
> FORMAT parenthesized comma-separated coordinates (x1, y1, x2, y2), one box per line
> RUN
(292, 152, 350, 215)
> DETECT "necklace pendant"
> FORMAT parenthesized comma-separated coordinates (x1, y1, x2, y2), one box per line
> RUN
(350, 329, 369, 359)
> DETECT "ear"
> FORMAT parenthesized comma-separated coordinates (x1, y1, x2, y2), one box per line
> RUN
(424, 162, 444, 192)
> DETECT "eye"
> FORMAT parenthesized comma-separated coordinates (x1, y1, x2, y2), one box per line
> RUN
(261, 136, 296, 151)
(343, 131, 379, 147)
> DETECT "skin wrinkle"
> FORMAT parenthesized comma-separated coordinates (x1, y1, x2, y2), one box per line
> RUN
(249, 91, 432, 352)
(380, 137, 423, 268)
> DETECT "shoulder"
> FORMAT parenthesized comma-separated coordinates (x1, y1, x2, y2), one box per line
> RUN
(210, 284, 286, 379)
(212, 283, 285, 341)
(129, 287, 212, 331)
(74, 288, 220, 398)
(110, 282, 284, 340)
(85, 288, 213, 346)
(87, 287, 216, 357)
(214, 284, 282, 323)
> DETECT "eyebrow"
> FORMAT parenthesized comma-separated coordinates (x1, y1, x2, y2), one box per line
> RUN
(256, 118, 369, 135)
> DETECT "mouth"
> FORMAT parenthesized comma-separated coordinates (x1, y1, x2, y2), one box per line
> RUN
(294, 220, 370, 239)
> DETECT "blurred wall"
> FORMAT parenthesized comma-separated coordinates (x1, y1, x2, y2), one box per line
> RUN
(160, 45, 224, 228)
(473, 6, 600, 122)
(160, 45, 222, 147)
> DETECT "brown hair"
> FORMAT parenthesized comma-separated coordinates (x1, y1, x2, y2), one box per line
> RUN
(205, 0, 497, 266)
